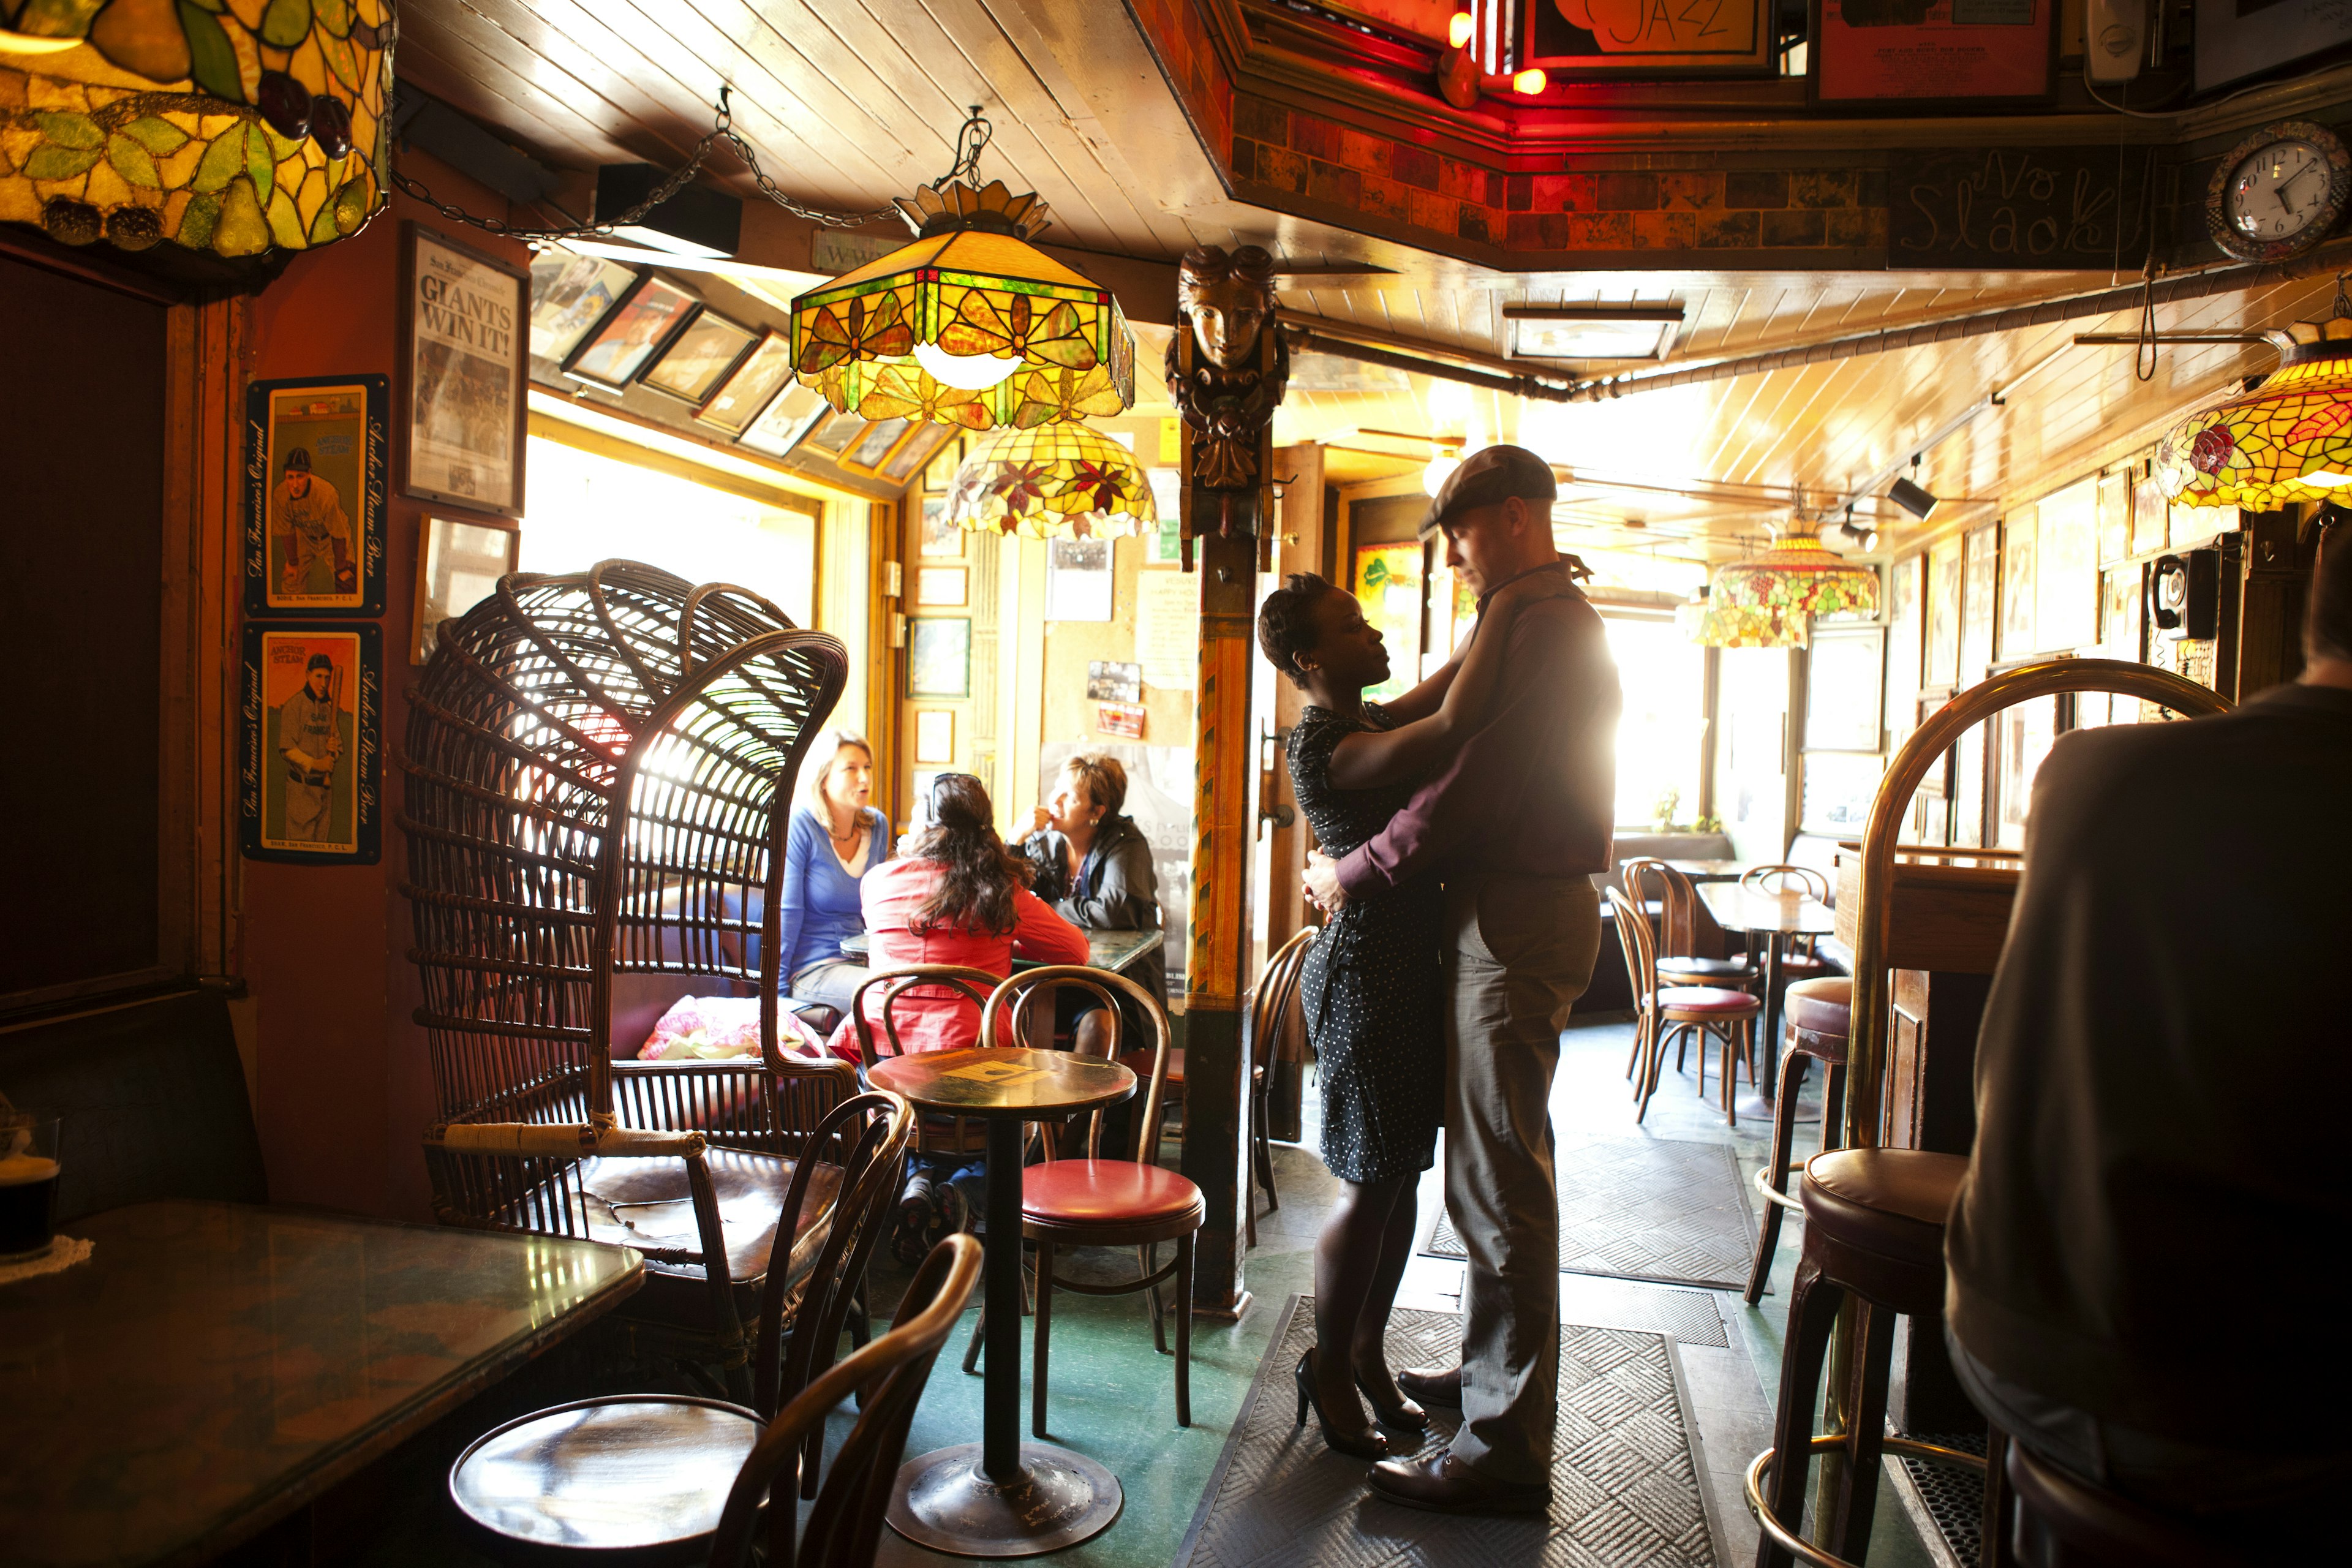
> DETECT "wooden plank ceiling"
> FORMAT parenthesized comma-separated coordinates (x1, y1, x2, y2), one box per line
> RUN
(398, 1, 2325, 565)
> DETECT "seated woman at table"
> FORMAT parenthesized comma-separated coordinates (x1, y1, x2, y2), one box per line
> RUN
(853, 771, 1089, 1058)
(777, 731, 888, 1015)
(1019, 753, 1166, 1056)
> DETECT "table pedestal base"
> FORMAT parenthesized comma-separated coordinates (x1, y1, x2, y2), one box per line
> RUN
(888, 1441, 1122, 1558)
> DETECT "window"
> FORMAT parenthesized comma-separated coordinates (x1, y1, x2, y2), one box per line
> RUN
(1601, 612, 1708, 831)
(521, 435, 817, 627)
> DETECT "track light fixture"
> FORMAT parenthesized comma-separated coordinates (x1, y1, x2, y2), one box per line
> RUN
(1887, 456, 1939, 520)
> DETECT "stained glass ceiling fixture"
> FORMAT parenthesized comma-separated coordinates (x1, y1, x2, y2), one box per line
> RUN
(1679, 529, 1882, 649)
(788, 107, 1134, 433)
(2158, 293, 2352, 510)
(941, 423, 1156, 540)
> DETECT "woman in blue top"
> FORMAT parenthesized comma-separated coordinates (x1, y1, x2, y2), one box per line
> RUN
(778, 731, 888, 1011)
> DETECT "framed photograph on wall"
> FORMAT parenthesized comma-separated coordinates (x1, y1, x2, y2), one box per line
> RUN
(736, 382, 829, 459)
(1801, 750, 1887, 836)
(697, 331, 796, 436)
(241, 622, 381, 865)
(2098, 470, 2132, 565)
(916, 566, 968, 608)
(913, 709, 956, 765)
(883, 423, 956, 489)
(527, 251, 636, 364)
(404, 224, 529, 518)
(412, 515, 519, 665)
(1961, 523, 1999, 685)
(919, 495, 964, 558)
(1811, 0, 2056, 109)
(244, 375, 388, 618)
(2000, 510, 2037, 660)
(2037, 478, 2100, 650)
(641, 309, 758, 405)
(563, 273, 699, 389)
(2130, 468, 2168, 556)
(924, 436, 963, 494)
(1926, 534, 1963, 687)
(907, 617, 971, 699)
(1805, 626, 1885, 752)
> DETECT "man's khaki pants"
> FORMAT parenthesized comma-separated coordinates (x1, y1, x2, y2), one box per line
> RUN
(1441, 873, 1602, 1485)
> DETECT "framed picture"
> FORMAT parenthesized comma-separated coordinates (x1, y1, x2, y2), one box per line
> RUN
(737, 382, 830, 459)
(245, 375, 387, 617)
(412, 515, 519, 665)
(916, 566, 968, 608)
(2036, 479, 2100, 650)
(837, 417, 915, 476)
(1992, 695, 2057, 850)
(1801, 750, 1887, 836)
(2101, 564, 2144, 662)
(1805, 626, 1885, 752)
(907, 617, 971, 699)
(1811, 0, 2056, 110)
(2097, 471, 2132, 566)
(883, 423, 957, 488)
(919, 495, 964, 558)
(563, 273, 699, 389)
(1926, 534, 1963, 688)
(241, 622, 380, 865)
(1520, 0, 1773, 75)
(801, 411, 864, 458)
(641, 308, 758, 404)
(404, 225, 528, 518)
(913, 709, 956, 765)
(1961, 523, 1999, 685)
(527, 251, 636, 364)
(2195, 0, 2352, 92)
(2130, 469, 2168, 556)
(2000, 510, 2037, 660)
(924, 436, 964, 494)
(1951, 724, 1987, 848)
(697, 330, 796, 436)
(1046, 537, 1114, 622)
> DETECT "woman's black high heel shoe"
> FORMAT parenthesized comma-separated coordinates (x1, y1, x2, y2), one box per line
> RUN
(1355, 1366, 1428, 1433)
(1294, 1348, 1389, 1459)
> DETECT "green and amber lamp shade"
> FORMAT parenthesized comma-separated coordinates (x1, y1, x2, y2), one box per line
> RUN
(2157, 318, 2352, 510)
(1680, 531, 1880, 648)
(0, 0, 389, 258)
(943, 422, 1156, 539)
(790, 177, 1133, 431)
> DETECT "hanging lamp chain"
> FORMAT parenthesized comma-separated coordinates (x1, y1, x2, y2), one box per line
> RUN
(390, 89, 995, 244)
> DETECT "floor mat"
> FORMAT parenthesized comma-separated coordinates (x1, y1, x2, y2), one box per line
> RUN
(1423, 1137, 1758, 1292)
(1174, 1297, 1722, 1568)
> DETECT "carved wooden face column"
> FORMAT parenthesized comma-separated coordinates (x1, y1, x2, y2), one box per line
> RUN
(1169, 244, 1287, 1316)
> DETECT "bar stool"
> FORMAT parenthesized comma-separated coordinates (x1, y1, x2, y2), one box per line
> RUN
(1748, 1147, 1984, 1568)
(1743, 976, 1850, 1304)
(2002, 1441, 2259, 1568)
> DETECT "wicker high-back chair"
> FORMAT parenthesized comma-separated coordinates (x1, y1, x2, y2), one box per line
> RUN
(400, 560, 856, 1389)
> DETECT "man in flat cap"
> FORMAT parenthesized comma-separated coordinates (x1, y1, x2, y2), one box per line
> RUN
(1306, 444, 1621, 1513)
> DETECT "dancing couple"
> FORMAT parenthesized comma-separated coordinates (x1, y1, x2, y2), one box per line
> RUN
(1257, 446, 1620, 1514)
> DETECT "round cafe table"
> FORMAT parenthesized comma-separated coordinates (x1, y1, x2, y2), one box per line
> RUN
(868, 1044, 1136, 1558)
(1695, 882, 1837, 1101)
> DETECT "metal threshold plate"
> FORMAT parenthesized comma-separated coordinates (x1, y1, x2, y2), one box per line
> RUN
(888, 1441, 1123, 1558)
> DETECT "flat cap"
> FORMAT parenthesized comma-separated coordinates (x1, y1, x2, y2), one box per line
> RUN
(1421, 443, 1556, 537)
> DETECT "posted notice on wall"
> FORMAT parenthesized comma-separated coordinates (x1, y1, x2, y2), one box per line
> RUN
(1134, 569, 1197, 692)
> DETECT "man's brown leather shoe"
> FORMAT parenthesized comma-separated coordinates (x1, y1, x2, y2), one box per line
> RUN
(1366, 1451, 1550, 1515)
(1393, 1365, 1462, 1408)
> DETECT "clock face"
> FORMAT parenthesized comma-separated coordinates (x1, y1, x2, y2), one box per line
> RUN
(2228, 140, 2333, 243)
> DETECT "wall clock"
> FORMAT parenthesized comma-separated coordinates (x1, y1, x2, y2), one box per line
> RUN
(2206, 121, 2352, 262)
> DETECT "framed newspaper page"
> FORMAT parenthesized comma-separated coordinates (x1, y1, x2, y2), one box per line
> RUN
(243, 375, 387, 618)
(402, 223, 529, 518)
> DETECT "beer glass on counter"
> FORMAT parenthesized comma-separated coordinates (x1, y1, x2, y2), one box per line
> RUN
(0, 1109, 61, 1260)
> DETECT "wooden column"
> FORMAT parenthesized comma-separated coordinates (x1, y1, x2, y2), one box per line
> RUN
(1183, 529, 1257, 1317)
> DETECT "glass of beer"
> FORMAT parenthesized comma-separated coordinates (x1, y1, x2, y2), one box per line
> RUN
(0, 1110, 62, 1261)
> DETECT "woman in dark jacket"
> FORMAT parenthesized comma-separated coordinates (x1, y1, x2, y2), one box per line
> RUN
(1019, 754, 1167, 1055)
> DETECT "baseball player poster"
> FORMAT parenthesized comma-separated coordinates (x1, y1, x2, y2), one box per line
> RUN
(244, 375, 386, 618)
(241, 624, 381, 865)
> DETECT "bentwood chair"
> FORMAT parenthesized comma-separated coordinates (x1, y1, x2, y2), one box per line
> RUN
(1609, 886, 1762, 1125)
(1620, 858, 1758, 1077)
(1243, 928, 1316, 1248)
(448, 1092, 918, 1562)
(848, 965, 1005, 1161)
(987, 965, 1200, 1433)
(1741, 862, 1838, 983)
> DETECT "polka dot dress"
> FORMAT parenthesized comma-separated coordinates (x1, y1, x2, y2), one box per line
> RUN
(1287, 705, 1444, 1185)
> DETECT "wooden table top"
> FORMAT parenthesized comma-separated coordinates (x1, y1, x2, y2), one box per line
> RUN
(1697, 881, 1838, 936)
(1662, 858, 1750, 881)
(839, 928, 1161, 974)
(868, 1047, 1135, 1118)
(1, 1200, 641, 1568)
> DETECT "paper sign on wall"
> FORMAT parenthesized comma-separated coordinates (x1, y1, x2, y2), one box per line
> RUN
(1134, 570, 1197, 692)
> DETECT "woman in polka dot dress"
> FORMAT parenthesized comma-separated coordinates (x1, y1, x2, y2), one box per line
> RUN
(1256, 569, 1540, 1460)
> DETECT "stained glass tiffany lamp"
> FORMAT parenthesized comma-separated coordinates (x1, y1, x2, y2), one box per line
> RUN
(943, 423, 1156, 538)
(0, 0, 389, 257)
(2156, 317, 2352, 508)
(791, 176, 1134, 431)
(1681, 530, 1880, 648)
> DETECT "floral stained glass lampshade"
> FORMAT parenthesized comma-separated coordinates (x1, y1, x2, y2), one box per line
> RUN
(790, 178, 1133, 431)
(943, 423, 1156, 539)
(2156, 318, 2352, 510)
(1681, 531, 1880, 648)
(0, 0, 390, 258)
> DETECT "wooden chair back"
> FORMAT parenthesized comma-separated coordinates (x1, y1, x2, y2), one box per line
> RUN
(1247, 929, 1316, 1082)
(710, 1232, 984, 1568)
(982, 966, 1172, 1163)
(848, 965, 1002, 1156)
(1607, 884, 1659, 1005)
(1741, 864, 1831, 903)
(1621, 856, 1700, 957)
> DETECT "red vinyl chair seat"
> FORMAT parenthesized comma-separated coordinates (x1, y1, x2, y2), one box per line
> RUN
(1022, 1159, 1205, 1227)
(1651, 986, 1762, 1016)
